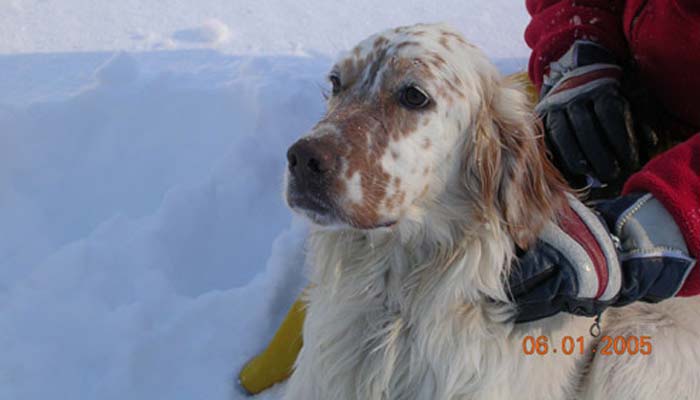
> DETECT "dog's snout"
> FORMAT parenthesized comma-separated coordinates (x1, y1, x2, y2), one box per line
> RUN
(286, 138, 338, 217)
(287, 139, 336, 180)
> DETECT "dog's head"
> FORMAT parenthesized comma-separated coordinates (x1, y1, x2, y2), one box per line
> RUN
(285, 23, 564, 246)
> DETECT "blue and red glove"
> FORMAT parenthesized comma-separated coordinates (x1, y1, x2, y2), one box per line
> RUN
(536, 40, 656, 195)
(509, 194, 695, 323)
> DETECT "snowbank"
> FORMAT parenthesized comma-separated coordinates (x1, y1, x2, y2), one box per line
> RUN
(0, 51, 325, 399)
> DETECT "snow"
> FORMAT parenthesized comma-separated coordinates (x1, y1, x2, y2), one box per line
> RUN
(0, 0, 530, 59)
(0, 1, 530, 399)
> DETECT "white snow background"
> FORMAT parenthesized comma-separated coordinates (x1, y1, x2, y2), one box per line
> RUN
(0, 1, 531, 399)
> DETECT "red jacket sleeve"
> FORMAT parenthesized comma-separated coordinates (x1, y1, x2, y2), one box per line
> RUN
(525, 0, 628, 89)
(623, 134, 700, 296)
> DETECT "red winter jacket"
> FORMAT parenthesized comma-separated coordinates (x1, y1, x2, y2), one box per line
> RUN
(526, 0, 700, 296)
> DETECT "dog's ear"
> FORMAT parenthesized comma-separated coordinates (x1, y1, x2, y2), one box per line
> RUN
(465, 76, 567, 249)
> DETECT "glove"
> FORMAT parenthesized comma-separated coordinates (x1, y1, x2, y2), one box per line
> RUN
(509, 193, 695, 323)
(536, 40, 640, 196)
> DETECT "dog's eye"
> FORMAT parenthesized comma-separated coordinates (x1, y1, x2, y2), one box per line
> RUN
(399, 86, 430, 109)
(329, 75, 342, 95)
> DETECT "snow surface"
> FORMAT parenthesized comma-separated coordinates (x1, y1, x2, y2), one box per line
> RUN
(0, 1, 530, 399)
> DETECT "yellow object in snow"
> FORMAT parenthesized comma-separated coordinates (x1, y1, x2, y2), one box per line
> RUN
(238, 297, 305, 394)
(236, 71, 537, 396)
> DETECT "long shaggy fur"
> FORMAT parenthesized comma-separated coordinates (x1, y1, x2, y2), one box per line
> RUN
(283, 23, 700, 400)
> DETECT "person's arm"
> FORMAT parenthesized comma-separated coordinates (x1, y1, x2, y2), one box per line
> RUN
(623, 133, 700, 296)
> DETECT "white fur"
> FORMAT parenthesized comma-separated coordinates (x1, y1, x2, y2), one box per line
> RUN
(283, 23, 700, 400)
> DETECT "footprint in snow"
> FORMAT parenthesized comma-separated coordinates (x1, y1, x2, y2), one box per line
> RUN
(172, 19, 232, 45)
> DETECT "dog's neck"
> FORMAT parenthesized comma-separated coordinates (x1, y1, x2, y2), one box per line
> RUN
(307, 194, 516, 327)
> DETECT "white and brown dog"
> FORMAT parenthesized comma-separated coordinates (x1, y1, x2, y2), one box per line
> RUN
(283, 23, 700, 400)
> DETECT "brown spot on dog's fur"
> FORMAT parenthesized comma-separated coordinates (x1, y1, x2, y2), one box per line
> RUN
(394, 41, 420, 51)
(430, 53, 447, 67)
(384, 184, 407, 212)
(385, 196, 395, 211)
(443, 31, 472, 47)
(445, 78, 465, 99)
(341, 58, 354, 74)
(396, 190, 406, 206)
(373, 36, 389, 49)
(439, 36, 451, 51)
(422, 138, 431, 149)
(428, 58, 444, 70)
(434, 85, 455, 107)
(411, 59, 434, 77)
(362, 46, 390, 90)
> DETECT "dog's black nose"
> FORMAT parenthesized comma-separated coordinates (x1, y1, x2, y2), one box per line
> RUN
(287, 139, 336, 181)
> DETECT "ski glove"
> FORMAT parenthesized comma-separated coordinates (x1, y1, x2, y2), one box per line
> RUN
(536, 41, 639, 195)
(509, 193, 695, 324)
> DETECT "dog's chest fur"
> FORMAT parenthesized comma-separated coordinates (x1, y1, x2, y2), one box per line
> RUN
(283, 228, 593, 400)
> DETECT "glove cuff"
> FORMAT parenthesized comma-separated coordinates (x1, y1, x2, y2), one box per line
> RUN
(542, 40, 618, 89)
(597, 193, 696, 300)
(535, 64, 622, 114)
(538, 40, 622, 111)
(555, 41, 617, 71)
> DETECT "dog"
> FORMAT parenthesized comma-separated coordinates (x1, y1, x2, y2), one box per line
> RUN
(282, 23, 700, 400)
